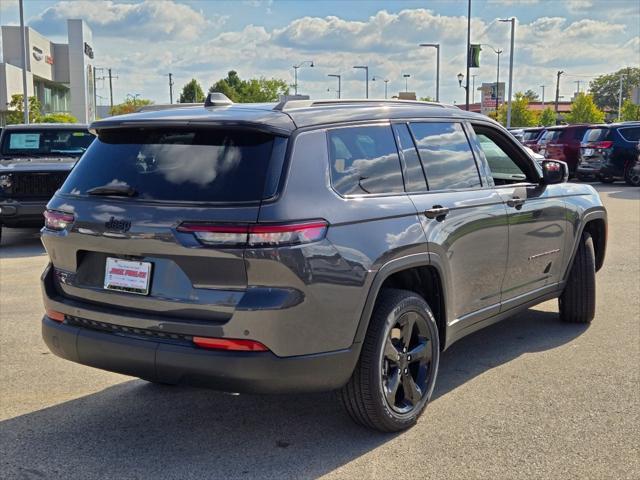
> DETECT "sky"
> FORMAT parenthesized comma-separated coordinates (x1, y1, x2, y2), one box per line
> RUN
(1, 0, 639, 107)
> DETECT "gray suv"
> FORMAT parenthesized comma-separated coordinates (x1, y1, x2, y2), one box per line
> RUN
(41, 96, 607, 432)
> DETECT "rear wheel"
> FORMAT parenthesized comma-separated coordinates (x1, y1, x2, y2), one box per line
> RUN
(559, 233, 596, 323)
(624, 165, 640, 186)
(339, 289, 440, 432)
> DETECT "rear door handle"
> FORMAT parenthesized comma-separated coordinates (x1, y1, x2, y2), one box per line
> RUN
(507, 196, 526, 209)
(424, 205, 449, 220)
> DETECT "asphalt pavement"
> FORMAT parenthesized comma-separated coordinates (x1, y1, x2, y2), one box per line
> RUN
(0, 183, 638, 480)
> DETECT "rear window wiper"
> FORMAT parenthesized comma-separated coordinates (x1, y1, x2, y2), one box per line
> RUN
(86, 185, 138, 197)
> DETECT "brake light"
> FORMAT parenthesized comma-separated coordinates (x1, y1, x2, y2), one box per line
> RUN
(178, 220, 328, 247)
(44, 209, 75, 231)
(192, 336, 268, 352)
(593, 141, 613, 149)
(45, 309, 65, 323)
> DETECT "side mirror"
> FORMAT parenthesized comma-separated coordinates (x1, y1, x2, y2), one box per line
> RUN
(541, 159, 568, 184)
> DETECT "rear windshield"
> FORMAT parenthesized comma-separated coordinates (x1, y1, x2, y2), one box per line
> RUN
(540, 130, 562, 142)
(0, 128, 94, 157)
(582, 128, 610, 143)
(60, 128, 283, 203)
(522, 130, 541, 141)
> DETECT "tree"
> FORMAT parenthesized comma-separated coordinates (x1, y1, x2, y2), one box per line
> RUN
(209, 70, 289, 103)
(565, 93, 605, 124)
(620, 99, 640, 121)
(179, 78, 205, 103)
(6, 94, 42, 124)
(110, 97, 153, 116)
(539, 107, 556, 126)
(419, 96, 435, 102)
(589, 67, 640, 113)
(523, 89, 539, 102)
(497, 92, 537, 127)
(41, 112, 78, 123)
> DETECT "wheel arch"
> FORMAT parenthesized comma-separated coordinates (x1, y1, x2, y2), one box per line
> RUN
(564, 209, 607, 280)
(354, 254, 448, 351)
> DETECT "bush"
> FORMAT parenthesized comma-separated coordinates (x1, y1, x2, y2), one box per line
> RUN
(41, 113, 78, 123)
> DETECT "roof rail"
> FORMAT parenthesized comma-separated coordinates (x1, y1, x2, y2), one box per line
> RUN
(273, 98, 449, 112)
(136, 103, 200, 112)
(204, 92, 233, 107)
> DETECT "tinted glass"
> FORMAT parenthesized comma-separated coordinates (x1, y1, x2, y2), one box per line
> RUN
(523, 130, 542, 141)
(60, 128, 278, 203)
(409, 122, 481, 191)
(392, 124, 427, 192)
(583, 128, 610, 142)
(572, 127, 589, 139)
(0, 129, 94, 157)
(328, 125, 404, 195)
(619, 127, 640, 142)
(476, 134, 527, 182)
(540, 130, 561, 142)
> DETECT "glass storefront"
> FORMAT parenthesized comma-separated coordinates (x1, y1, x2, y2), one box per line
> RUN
(35, 80, 71, 114)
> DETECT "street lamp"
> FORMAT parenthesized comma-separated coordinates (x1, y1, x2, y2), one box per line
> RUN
(499, 17, 516, 128)
(478, 44, 503, 113)
(373, 77, 389, 99)
(328, 74, 341, 99)
(457, 72, 465, 88)
(419, 43, 440, 102)
(353, 66, 369, 98)
(403, 73, 411, 92)
(293, 60, 314, 95)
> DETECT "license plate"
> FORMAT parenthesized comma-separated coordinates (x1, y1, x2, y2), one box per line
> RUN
(584, 148, 594, 156)
(104, 257, 152, 295)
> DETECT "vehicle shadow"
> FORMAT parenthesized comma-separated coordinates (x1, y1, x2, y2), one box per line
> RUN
(0, 228, 45, 258)
(592, 183, 640, 200)
(0, 307, 586, 480)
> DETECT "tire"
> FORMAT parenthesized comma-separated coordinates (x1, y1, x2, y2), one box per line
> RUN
(559, 233, 596, 323)
(624, 165, 640, 186)
(339, 289, 440, 432)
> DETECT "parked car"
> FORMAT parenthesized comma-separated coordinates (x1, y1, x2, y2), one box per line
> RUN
(40, 96, 607, 432)
(521, 127, 545, 149)
(508, 128, 524, 142)
(0, 123, 93, 241)
(540, 124, 591, 176)
(576, 122, 640, 186)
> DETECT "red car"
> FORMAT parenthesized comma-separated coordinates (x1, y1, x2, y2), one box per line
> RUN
(522, 127, 545, 150)
(540, 125, 591, 175)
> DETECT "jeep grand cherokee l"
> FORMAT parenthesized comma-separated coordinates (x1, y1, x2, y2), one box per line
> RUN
(0, 123, 93, 242)
(40, 96, 607, 432)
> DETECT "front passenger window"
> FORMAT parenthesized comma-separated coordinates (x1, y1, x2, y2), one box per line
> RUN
(476, 134, 527, 185)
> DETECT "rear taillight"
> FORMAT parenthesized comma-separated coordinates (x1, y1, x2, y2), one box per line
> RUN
(594, 141, 613, 149)
(193, 336, 268, 352)
(44, 209, 75, 231)
(178, 220, 328, 247)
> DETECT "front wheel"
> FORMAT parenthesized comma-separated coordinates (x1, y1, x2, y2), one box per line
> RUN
(624, 164, 640, 186)
(559, 233, 596, 323)
(339, 289, 440, 432)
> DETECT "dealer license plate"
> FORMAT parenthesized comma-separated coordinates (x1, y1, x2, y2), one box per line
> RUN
(104, 257, 152, 295)
(584, 148, 594, 156)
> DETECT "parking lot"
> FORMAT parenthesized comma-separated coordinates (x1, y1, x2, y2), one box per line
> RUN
(0, 183, 638, 480)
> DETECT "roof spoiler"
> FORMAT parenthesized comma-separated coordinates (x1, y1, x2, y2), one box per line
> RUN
(204, 92, 233, 107)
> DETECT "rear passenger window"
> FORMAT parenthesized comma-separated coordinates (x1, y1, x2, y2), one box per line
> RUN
(392, 124, 427, 192)
(328, 125, 404, 196)
(409, 122, 481, 191)
(619, 127, 640, 142)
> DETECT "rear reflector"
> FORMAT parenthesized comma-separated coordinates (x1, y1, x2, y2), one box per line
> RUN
(192, 336, 269, 352)
(178, 220, 328, 247)
(44, 209, 75, 231)
(46, 309, 65, 323)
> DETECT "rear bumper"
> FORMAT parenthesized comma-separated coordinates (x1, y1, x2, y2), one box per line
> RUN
(577, 163, 602, 177)
(42, 315, 358, 393)
(0, 199, 47, 227)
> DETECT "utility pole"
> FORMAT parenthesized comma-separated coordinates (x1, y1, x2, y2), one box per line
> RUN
(19, 0, 29, 123)
(465, 0, 471, 110)
(107, 68, 118, 110)
(554, 70, 564, 115)
(575, 80, 581, 95)
(384, 79, 389, 99)
(499, 17, 516, 128)
(540, 85, 546, 106)
(167, 73, 174, 104)
(618, 72, 624, 121)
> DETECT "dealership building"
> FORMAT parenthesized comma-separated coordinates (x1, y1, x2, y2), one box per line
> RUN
(0, 19, 95, 125)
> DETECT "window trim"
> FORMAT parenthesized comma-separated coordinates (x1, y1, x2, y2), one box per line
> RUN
(325, 122, 408, 199)
(391, 122, 429, 193)
(618, 126, 640, 143)
(407, 119, 484, 193)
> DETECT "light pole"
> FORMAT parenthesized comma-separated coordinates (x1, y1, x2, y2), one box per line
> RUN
(403, 74, 411, 92)
(353, 66, 369, 98)
(292, 60, 314, 95)
(499, 17, 516, 128)
(457, 72, 468, 105)
(167, 73, 174, 104)
(419, 43, 440, 102)
(472, 74, 477, 103)
(19, 0, 29, 123)
(495, 49, 503, 113)
(328, 74, 341, 99)
(372, 77, 389, 99)
(540, 85, 546, 106)
(465, 0, 471, 110)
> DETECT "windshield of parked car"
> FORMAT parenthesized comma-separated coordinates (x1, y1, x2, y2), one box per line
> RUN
(59, 127, 283, 203)
(0, 129, 94, 157)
